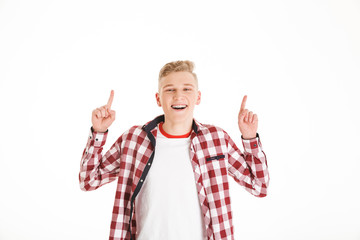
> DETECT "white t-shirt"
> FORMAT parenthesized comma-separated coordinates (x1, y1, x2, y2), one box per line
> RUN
(135, 126, 206, 240)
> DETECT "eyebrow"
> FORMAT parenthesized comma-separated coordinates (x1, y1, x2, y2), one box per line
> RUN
(162, 83, 195, 88)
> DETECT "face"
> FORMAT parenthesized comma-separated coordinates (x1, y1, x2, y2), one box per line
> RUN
(156, 71, 201, 124)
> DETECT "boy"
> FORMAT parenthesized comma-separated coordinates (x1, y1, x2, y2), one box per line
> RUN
(79, 60, 269, 240)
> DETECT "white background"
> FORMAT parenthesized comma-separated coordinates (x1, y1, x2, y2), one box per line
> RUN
(1, 0, 359, 239)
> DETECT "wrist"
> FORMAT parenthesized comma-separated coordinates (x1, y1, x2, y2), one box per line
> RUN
(241, 134, 257, 140)
(91, 126, 108, 133)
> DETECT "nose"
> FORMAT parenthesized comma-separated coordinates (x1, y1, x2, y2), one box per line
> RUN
(174, 91, 184, 100)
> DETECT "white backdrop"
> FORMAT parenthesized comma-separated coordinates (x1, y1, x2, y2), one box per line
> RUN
(1, 0, 359, 239)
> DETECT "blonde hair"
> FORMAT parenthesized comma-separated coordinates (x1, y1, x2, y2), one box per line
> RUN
(158, 60, 198, 88)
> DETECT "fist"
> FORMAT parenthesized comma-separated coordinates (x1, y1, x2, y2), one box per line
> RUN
(91, 90, 116, 133)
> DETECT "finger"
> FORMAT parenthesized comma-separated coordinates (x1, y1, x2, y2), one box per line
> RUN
(95, 108, 101, 118)
(101, 107, 106, 118)
(100, 105, 109, 117)
(107, 90, 114, 109)
(103, 107, 109, 118)
(253, 114, 258, 123)
(104, 107, 109, 118)
(240, 95, 247, 111)
(239, 109, 248, 122)
(248, 111, 253, 123)
(106, 107, 112, 118)
(109, 110, 116, 120)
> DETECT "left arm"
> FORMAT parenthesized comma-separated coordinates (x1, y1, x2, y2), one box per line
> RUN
(227, 95, 270, 197)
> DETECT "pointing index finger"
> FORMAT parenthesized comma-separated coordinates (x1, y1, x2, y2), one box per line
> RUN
(240, 95, 247, 111)
(107, 90, 114, 108)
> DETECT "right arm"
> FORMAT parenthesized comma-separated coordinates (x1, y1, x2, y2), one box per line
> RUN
(79, 90, 119, 191)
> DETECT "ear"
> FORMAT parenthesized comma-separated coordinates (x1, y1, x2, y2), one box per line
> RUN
(196, 90, 201, 105)
(155, 93, 161, 107)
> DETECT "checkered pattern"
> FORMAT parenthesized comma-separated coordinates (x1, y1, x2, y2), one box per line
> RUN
(79, 115, 269, 240)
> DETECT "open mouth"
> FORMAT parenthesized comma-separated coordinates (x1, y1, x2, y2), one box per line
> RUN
(171, 104, 187, 110)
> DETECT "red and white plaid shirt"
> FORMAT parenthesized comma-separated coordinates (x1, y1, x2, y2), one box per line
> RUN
(79, 115, 269, 240)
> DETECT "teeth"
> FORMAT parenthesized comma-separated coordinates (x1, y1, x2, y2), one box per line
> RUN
(172, 105, 187, 109)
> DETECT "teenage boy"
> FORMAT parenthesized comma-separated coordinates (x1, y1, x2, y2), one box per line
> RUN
(79, 60, 269, 240)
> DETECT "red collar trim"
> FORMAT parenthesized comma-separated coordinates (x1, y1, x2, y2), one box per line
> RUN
(159, 122, 191, 138)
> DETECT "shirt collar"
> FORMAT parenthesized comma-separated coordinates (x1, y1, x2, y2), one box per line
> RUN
(142, 114, 200, 135)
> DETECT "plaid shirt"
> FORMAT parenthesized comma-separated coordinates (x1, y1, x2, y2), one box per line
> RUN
(79, 115, 269, 240)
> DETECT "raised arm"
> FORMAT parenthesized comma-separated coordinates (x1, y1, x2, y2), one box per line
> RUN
(79, 90, 120, 191)
(227, 95, 269, 197)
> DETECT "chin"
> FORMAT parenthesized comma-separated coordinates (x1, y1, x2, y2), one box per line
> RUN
(165, 111, 193, 123)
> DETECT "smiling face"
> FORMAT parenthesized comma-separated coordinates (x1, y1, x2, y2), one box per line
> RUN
(156, 71, 201, 125)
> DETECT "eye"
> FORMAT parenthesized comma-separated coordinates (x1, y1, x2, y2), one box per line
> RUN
(184, 88, 192, 91)
(166, 89, 175, 92)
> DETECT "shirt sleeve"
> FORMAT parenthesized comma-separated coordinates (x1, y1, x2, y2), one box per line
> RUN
(225, 132, 270, 197)
(79, 127, 122, 191)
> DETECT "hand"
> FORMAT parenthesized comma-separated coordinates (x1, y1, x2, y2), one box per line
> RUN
(238, 95, 258, 139)
(91, 90, 116, 133)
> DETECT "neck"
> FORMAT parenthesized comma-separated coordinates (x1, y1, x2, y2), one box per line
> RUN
(162, 116, 193, 135)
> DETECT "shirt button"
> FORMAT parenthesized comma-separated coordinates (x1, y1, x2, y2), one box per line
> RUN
(148, 163, 151, 165)
(95, 138, 98, 141)
(140, 179, 143, 182)
(89, 136, 92, 139)
(253, 144, 257, 147)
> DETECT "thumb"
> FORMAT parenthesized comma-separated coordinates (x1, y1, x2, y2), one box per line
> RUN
(109, 110, 116, 120)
